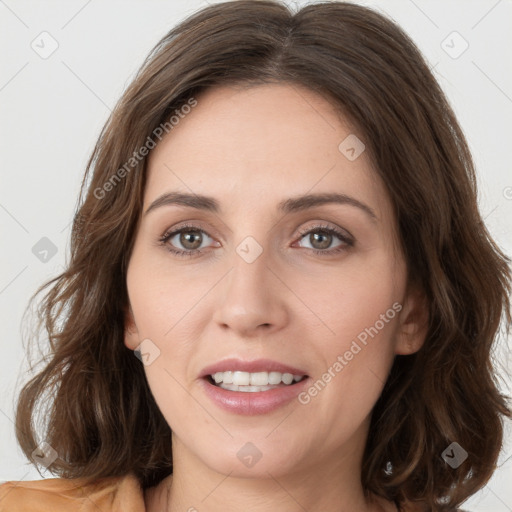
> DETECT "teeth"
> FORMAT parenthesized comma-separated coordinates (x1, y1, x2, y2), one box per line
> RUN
(219, 383, 278, 392)
(211, 371, 305, 386)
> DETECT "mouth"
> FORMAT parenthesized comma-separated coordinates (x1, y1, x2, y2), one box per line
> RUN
(203, 371, 309, 393)
(199, 369, 312, 414)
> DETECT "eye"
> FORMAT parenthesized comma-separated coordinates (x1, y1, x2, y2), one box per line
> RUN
(158, 222, 354, 258)
(159, 224, 218, 258)
(295, 224, 354, 255)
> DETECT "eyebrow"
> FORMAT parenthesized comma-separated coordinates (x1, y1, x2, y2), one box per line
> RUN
(144, 191, 377, 221)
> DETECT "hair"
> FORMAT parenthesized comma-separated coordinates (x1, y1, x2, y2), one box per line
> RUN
(13, 1, 511, 510)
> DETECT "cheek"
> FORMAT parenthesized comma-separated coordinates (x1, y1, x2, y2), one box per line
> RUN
(293, 248, 402, 344)
(296, 254, 401, 412)
(126, 245, 210, 337)
(300, 310, 398, 438)
(140, 333, 199, 435)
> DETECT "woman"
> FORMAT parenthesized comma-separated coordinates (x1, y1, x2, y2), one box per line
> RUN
(1, 1, 510, 511)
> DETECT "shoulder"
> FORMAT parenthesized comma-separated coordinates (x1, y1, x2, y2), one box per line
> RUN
(0, 472, 145, 512)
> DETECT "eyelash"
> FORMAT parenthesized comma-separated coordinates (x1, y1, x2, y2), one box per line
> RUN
(158, 223, 354, 259)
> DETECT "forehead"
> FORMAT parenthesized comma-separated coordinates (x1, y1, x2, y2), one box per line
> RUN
(144, 83, 388, 221)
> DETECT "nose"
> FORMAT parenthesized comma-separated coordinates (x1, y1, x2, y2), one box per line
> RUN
(211, 246, 289, 337)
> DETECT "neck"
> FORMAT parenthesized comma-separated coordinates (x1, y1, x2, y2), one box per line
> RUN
(161, 473, 394, 512)
(145, 426, 396, 512)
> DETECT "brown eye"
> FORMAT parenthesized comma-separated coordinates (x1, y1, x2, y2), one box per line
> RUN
(307, 231, 333, 250)
(178, 230, 203, 250)
(296, 225, 353, 254)
(159, 225, 216, 256)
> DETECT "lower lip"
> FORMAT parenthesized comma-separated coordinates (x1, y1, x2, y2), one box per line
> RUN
(199, 376, 310, 415)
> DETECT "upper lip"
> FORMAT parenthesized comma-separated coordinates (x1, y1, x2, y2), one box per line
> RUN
(199, 358, 308, 378)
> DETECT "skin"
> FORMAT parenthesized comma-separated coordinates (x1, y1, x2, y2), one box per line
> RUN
(124, 83, 428, 512)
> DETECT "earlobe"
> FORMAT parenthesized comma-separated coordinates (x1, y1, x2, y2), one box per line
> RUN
(123, 306, 140, 350)
(395, 287, 429, 356)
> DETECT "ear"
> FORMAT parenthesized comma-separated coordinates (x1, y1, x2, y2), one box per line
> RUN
(394, 285, 429, 355)
(123, 305, 140, 350)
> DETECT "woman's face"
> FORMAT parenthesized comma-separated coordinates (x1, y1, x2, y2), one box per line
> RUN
(124, 83, 425, 480)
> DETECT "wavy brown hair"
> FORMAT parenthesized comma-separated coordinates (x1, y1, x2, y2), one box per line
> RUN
(13, 1, 511, 510)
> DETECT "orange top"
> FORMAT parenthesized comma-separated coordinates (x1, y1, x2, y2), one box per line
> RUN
(0, 473, 145, 512)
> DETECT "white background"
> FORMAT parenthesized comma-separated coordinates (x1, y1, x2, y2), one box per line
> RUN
(0, 0, 511, 510)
